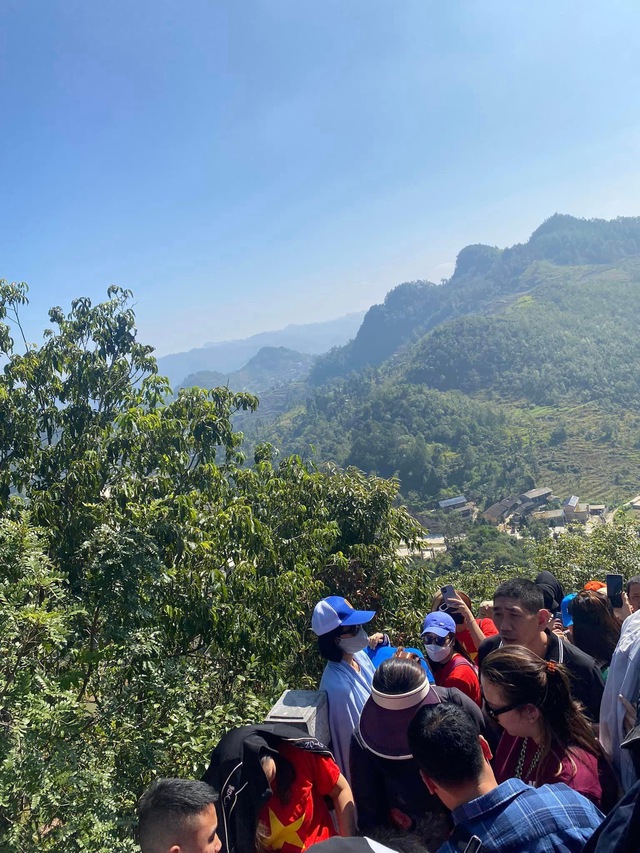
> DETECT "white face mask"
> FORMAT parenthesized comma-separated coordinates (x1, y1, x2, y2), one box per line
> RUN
(425, 642, 452, 663)
(337, 627, 369, 654)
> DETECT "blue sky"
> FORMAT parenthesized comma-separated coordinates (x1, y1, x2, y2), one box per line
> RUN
(2, 1, 640, 355)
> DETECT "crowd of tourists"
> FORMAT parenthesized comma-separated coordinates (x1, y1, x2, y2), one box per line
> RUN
(136, 572, 640, 853)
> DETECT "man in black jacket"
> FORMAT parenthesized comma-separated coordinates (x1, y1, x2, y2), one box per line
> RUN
(477, 578, 604, 721)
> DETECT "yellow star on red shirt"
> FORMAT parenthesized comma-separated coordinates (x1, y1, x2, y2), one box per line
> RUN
(265, 807, 305, 850)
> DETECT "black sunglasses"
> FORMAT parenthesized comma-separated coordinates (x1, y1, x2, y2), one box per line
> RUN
(483, 698, 522, 721)
(422, 634, 449, 647)
(339, 624, 362, 637)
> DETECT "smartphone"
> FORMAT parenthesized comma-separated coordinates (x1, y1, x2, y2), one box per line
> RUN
(440, 584, 456, 607)
(440, 584, 464, 624)
(606, 573, 624, 609)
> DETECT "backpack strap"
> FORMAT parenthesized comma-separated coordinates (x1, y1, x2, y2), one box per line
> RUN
(449, 655, 479, 676)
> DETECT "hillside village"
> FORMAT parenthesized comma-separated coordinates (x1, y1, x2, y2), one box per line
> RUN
(482, 487, 606, 529)
(398, 486, 640, 560)
(435, 487, 606, 530)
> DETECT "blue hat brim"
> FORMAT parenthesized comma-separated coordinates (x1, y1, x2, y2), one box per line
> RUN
(341, 609, 376, 626)
(421, 625, 452, 638)
(421, 612, 456, 636)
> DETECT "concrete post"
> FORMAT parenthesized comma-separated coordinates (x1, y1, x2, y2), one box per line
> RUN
(264, 689, 331, 747)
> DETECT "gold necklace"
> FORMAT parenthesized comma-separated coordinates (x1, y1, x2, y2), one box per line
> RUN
(515, 737, 544, 783)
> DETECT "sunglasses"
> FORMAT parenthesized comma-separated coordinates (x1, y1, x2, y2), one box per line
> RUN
(483, 698, 522, 721)
(422, 634, 449, 647)
(339, 624, 362, 637)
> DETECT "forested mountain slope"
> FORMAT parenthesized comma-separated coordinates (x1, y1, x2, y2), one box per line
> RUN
(405, 258, 640, 407)
(311, 214, 640, 384)
(251, 215, 640, 506)
(309, 280, 441, 382)
(257, 378, 537, 507)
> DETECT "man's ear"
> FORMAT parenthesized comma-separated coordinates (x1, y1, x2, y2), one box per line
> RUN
(419, 769, 437, 795)
(537, 608, 552, 629)
(479, 735, 493, 762)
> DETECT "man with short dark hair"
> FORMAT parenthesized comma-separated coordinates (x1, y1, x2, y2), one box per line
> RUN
(407, 703, 603, 853)
(626, 575, 640, 614)
(477, 577, 604, 719)
(138, 778, 221, 853)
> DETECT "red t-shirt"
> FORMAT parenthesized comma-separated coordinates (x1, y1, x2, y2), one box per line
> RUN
(493, 731, 608, 808)
(457, 618, 498, 661)
(433, 654, 482, 707)
(257, 742, 340, 852)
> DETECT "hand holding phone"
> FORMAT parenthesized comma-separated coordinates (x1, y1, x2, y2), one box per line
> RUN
(440, 584, 464, 625)
(552, 611, 565, 636)
(606, 573, 624, 609)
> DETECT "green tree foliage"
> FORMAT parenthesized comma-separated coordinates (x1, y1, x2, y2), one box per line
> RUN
(534, 520, 640, 592)
(433, 523, 531, 573)
(253, 373, 538, 506)
(0, 283, 424, 851)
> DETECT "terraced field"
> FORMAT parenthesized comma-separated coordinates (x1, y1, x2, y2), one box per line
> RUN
(502, 399, 640, 504)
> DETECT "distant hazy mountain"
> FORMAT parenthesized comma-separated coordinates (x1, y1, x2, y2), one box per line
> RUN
(157, 312, 365, 387)
(177, 346, 314, 395)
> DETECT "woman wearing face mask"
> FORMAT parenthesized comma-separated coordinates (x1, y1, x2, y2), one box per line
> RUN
(311, 596, 377, 783)
(421, 612, 482, 707)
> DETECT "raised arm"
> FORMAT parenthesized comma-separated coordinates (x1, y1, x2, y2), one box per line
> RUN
(449, 595, 486, 651)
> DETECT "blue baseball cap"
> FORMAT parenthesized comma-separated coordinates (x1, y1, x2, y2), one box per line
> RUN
(421, 611, 456, 638)
(561, 593, 577, 627)
(311, 595, 376, 636)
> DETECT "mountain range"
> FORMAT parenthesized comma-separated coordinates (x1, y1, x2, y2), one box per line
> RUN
(242, 214, 640, 508)
(157, 311, 365, 387)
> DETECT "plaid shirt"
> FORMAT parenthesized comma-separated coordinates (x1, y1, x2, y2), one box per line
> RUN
(438, 779, 604, 853)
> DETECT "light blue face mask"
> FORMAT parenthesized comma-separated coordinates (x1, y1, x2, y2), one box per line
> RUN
(337, 627, 369, 654)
